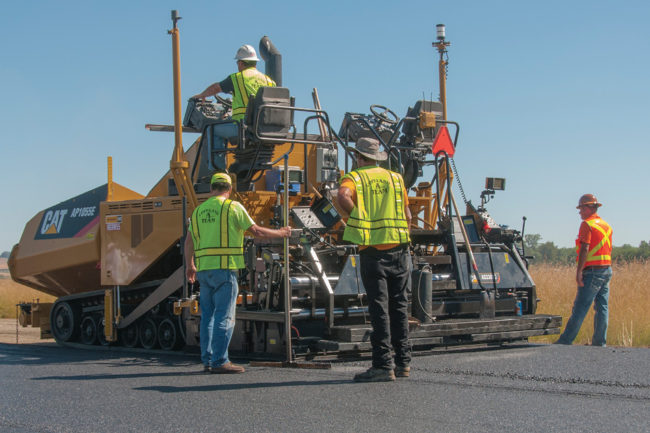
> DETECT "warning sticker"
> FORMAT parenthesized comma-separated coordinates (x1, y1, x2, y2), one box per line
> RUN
(471, 273, 501, 284)
(105, 215, 122, 224)
(106, 223, 121, 231)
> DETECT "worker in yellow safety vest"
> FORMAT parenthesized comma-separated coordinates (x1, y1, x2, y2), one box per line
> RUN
(556, 193, 613, 346)
(184, 172, 289, 374)
(337, 137, 412, 382)
(192, 44, 276, 171)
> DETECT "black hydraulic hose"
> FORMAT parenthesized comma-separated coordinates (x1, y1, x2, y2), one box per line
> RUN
(482, 238, 499, 297)
(417, 265, 437, 322)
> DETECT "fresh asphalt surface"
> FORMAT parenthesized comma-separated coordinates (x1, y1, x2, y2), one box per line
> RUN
(0, 342, 648, 433)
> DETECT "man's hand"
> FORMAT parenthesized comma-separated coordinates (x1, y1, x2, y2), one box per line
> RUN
(192, 83, 222, 101)
(186, 264, 197, 284)
(576, 242, 588, 288)
(248, 224, 291, 239)
(184, 233, 196, 283)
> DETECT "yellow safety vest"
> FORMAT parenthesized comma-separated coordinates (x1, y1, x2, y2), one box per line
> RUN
(230, 67, 276, 121)
(190, 197, 252, 270)
(342, 166, 410, 246)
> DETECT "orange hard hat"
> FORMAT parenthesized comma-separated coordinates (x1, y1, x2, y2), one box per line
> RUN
(577, 194, 602, 209)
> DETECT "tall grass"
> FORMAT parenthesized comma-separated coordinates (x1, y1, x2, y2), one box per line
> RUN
(0, 278, 55, 319)
(1, 261, 649, 347)
(530, 260, 650, 347)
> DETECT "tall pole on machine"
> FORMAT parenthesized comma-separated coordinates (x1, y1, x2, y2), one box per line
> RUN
(283, 155, 293, 362)
(168, 10, 198, 210)
(429, 24, 453, 229)
(434, 24, 451, 121)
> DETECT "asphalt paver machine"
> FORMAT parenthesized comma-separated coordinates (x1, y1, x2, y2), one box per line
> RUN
(10, 13, 560, 360)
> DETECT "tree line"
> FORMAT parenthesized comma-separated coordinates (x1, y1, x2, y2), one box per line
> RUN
(523, 234, 650, 264)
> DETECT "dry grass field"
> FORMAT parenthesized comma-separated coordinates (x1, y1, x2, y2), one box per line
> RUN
(1, 261, 648, 347)
(530, 260, 650, 347)
(0, 278, 55, 319)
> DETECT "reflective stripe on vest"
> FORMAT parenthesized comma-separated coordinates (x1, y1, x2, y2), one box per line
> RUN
(230, 68, 276, 121)
(190, 198, 245, 270)
(342, 166, 410, 246)
(575, 216, 613, 266)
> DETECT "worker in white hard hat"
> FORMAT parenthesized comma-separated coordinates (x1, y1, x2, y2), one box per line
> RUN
(192, 44, 276, 171)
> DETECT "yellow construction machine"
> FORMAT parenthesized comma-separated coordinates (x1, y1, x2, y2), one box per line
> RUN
(10, 12, 560, 359)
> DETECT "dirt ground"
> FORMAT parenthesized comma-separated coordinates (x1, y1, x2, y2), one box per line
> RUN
(0, 318, 51, 344)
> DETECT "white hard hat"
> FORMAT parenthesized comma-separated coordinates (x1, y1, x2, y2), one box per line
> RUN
(234, 44, 260, 62)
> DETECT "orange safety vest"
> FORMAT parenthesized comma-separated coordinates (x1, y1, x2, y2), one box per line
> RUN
(575, 215, 612, 267)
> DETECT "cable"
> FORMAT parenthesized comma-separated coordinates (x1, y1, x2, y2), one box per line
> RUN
(177, 313, 186, 342)
(449, 157, 468, 206)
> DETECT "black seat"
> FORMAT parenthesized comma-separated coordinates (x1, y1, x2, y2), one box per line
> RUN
(244, 87, 292, 139)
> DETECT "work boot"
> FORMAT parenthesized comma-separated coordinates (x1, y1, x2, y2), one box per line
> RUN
(353, 367, 395, 382)
(203, 365, 211, 373)
(394, 366, 410, 378)
(210, 362, 245, 374)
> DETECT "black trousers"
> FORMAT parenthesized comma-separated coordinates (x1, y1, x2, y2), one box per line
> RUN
(360, 246, 412, 369)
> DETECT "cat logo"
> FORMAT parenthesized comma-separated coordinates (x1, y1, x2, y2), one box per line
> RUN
(40, 209, 68, 235)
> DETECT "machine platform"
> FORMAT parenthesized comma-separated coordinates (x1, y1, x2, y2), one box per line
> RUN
(316, 314, 561, 353)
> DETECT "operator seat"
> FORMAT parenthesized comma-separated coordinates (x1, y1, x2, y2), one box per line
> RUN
(229, 87, 293, 191)
(245, 86, 292, 138)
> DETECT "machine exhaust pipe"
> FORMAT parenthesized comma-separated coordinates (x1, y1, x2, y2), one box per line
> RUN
(259, 36, 282, 86)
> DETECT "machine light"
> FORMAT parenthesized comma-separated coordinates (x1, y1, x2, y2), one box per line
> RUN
(485, 177, 506, 191)
(436, 24, 446, 41)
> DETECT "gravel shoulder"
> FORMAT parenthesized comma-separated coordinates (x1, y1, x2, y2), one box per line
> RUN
(0, 318, 47, 344)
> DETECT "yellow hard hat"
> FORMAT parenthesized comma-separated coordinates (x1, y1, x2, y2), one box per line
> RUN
(211, 173, 232, 185)
(577, 193, 602, 209)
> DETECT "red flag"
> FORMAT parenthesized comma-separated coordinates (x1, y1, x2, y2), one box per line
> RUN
(432, 126, 455, 157)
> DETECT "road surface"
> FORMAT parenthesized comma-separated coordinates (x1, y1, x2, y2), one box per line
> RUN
(1, 340, 648, 432)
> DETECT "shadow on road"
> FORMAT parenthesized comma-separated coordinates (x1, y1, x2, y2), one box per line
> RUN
(134, 379, 353, 393)
(0, 342, 197, 368)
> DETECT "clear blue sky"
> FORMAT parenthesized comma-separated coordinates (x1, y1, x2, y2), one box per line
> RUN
(1, 0, 649, 252)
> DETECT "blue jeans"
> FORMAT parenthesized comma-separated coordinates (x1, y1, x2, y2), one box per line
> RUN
(197, 269, 238, 367)
(210, 122, 239, 170)
(556, 267, 612, 346)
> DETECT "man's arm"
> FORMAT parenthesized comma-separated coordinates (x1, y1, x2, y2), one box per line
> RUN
(576, 242, 589, 287)
(405, 205, 412, 230)
(248, 225, 291, 239)
(193, 82, 223, 100)
(337, 186, 355, 216)
(184, 234, 197, 283)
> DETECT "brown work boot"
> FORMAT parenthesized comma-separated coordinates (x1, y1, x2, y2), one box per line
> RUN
(210, 362, 245, 374)
(394, 366, 410, 378)
(353, 367, 395, 382)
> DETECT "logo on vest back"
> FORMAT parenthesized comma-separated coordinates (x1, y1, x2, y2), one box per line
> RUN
(369, 178, 389, 195)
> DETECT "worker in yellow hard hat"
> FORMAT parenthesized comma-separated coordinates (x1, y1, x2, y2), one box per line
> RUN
(556, 193, 613, 346)
(192, 45, 276, 171)
(184, 172, 290, 374)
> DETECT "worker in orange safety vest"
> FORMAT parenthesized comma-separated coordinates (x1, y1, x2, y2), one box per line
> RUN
(556, 194, 613, 346)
